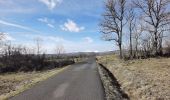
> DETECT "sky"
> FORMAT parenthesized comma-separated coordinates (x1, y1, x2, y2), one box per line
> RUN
(0, 0, 115, 53)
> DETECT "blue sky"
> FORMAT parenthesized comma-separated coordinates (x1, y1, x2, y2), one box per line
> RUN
(0, 0, 114, 53)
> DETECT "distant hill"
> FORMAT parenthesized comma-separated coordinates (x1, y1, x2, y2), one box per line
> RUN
(45, 51, 116, 58)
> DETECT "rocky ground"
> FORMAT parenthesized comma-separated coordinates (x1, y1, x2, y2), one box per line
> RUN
(97, 55, 170, 100)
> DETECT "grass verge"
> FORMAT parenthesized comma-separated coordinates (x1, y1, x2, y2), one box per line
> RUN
(97, 55, 170, 100)
(98, 63, 129, 100)
(0, 66, 69, 100)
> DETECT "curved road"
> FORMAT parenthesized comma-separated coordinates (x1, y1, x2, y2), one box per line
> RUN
(10, 58, 105, 100)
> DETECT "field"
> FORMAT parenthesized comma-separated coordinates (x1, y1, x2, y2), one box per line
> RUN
(97, 55, 170, 100)
(0, 67, 68, 100)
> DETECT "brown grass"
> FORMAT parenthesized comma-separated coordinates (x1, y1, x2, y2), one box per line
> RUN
(0, 66, 68, 100)
(97, 55, 170, 100)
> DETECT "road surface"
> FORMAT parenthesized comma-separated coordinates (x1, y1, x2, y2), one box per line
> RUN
(10, 58, 105, 100)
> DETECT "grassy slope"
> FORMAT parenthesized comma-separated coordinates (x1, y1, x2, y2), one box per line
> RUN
(97, 55, 170, 100)
(0, 66, 68, 100)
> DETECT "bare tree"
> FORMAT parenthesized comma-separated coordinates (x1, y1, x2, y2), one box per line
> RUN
(0, 32, 5, 47)
(0, 32, 5, 54)
(4, 42, 12, 57)
(34, 37, 43, 55)
(28, 47, 36, 54)
(165, 40, 170, 55)
(100, 0, 126, 59)
(0, 32, 5, 40)
(133, 22, 144, 58)
(54, 44, 65, 58)
(127, 8, 135, 58)
(134, 0, 170, 55)
(141, 34, 153, 57)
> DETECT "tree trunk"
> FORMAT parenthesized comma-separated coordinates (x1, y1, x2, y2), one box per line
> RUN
(135, 42, 138, 58)
(154, 31, 158, 56)
(158, 33, 163, 56)
(130, 26, 133, 58)
(119, 43, 123, 59)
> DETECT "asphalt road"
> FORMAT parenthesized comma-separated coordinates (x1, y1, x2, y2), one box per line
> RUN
(10, 58, 105, 100)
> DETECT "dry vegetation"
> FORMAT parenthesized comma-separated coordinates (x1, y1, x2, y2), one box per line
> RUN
(97, 55, 170, 100)
(0, 67, 68, 100)
(98, 64, 129, 100)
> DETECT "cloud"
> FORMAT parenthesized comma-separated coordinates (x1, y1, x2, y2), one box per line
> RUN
(39, 0, 62, 10)
(38, 17, 55, 28)
(83, 37, 93, 43)
(43, 36, 65, 42)
(0, 0, 36, 14)
(47, 24, 55, 28)
(61, 19, 85, 32)
(0, 20, 41, 33)
(23, 33, 66, 43)
(38, 17, 48, 23)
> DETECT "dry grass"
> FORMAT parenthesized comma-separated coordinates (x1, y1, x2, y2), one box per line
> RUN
(97, 55, 170, 100)
(98, 64, 129, 100)
(0, 66, 68, 100)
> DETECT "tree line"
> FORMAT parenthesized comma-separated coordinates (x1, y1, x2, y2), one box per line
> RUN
(100, 0, 170, 59)
(0, 33, 74, 73)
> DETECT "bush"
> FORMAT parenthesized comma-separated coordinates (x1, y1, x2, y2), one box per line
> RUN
(0, 54, 74, 73)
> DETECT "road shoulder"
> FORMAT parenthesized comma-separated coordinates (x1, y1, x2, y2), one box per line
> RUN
(98, 63, 129, 100)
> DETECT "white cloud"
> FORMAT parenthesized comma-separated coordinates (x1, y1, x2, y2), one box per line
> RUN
(38, 17, 55, 28)
(0, 0, 36, 14)
(0, 20, 41, 33)
(38, 17, 48, 23)
(44, 36, 65, 42)
(24, 34, 66, 43)
(83, 37, 93, 43)
(61, 19, 85, 32)
(47, 24, 55, 28)
(39, 0, 62, 10)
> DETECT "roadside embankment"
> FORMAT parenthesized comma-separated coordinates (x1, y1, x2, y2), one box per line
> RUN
(98, 63, 129, 100)
(97, 55, 170, 100)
